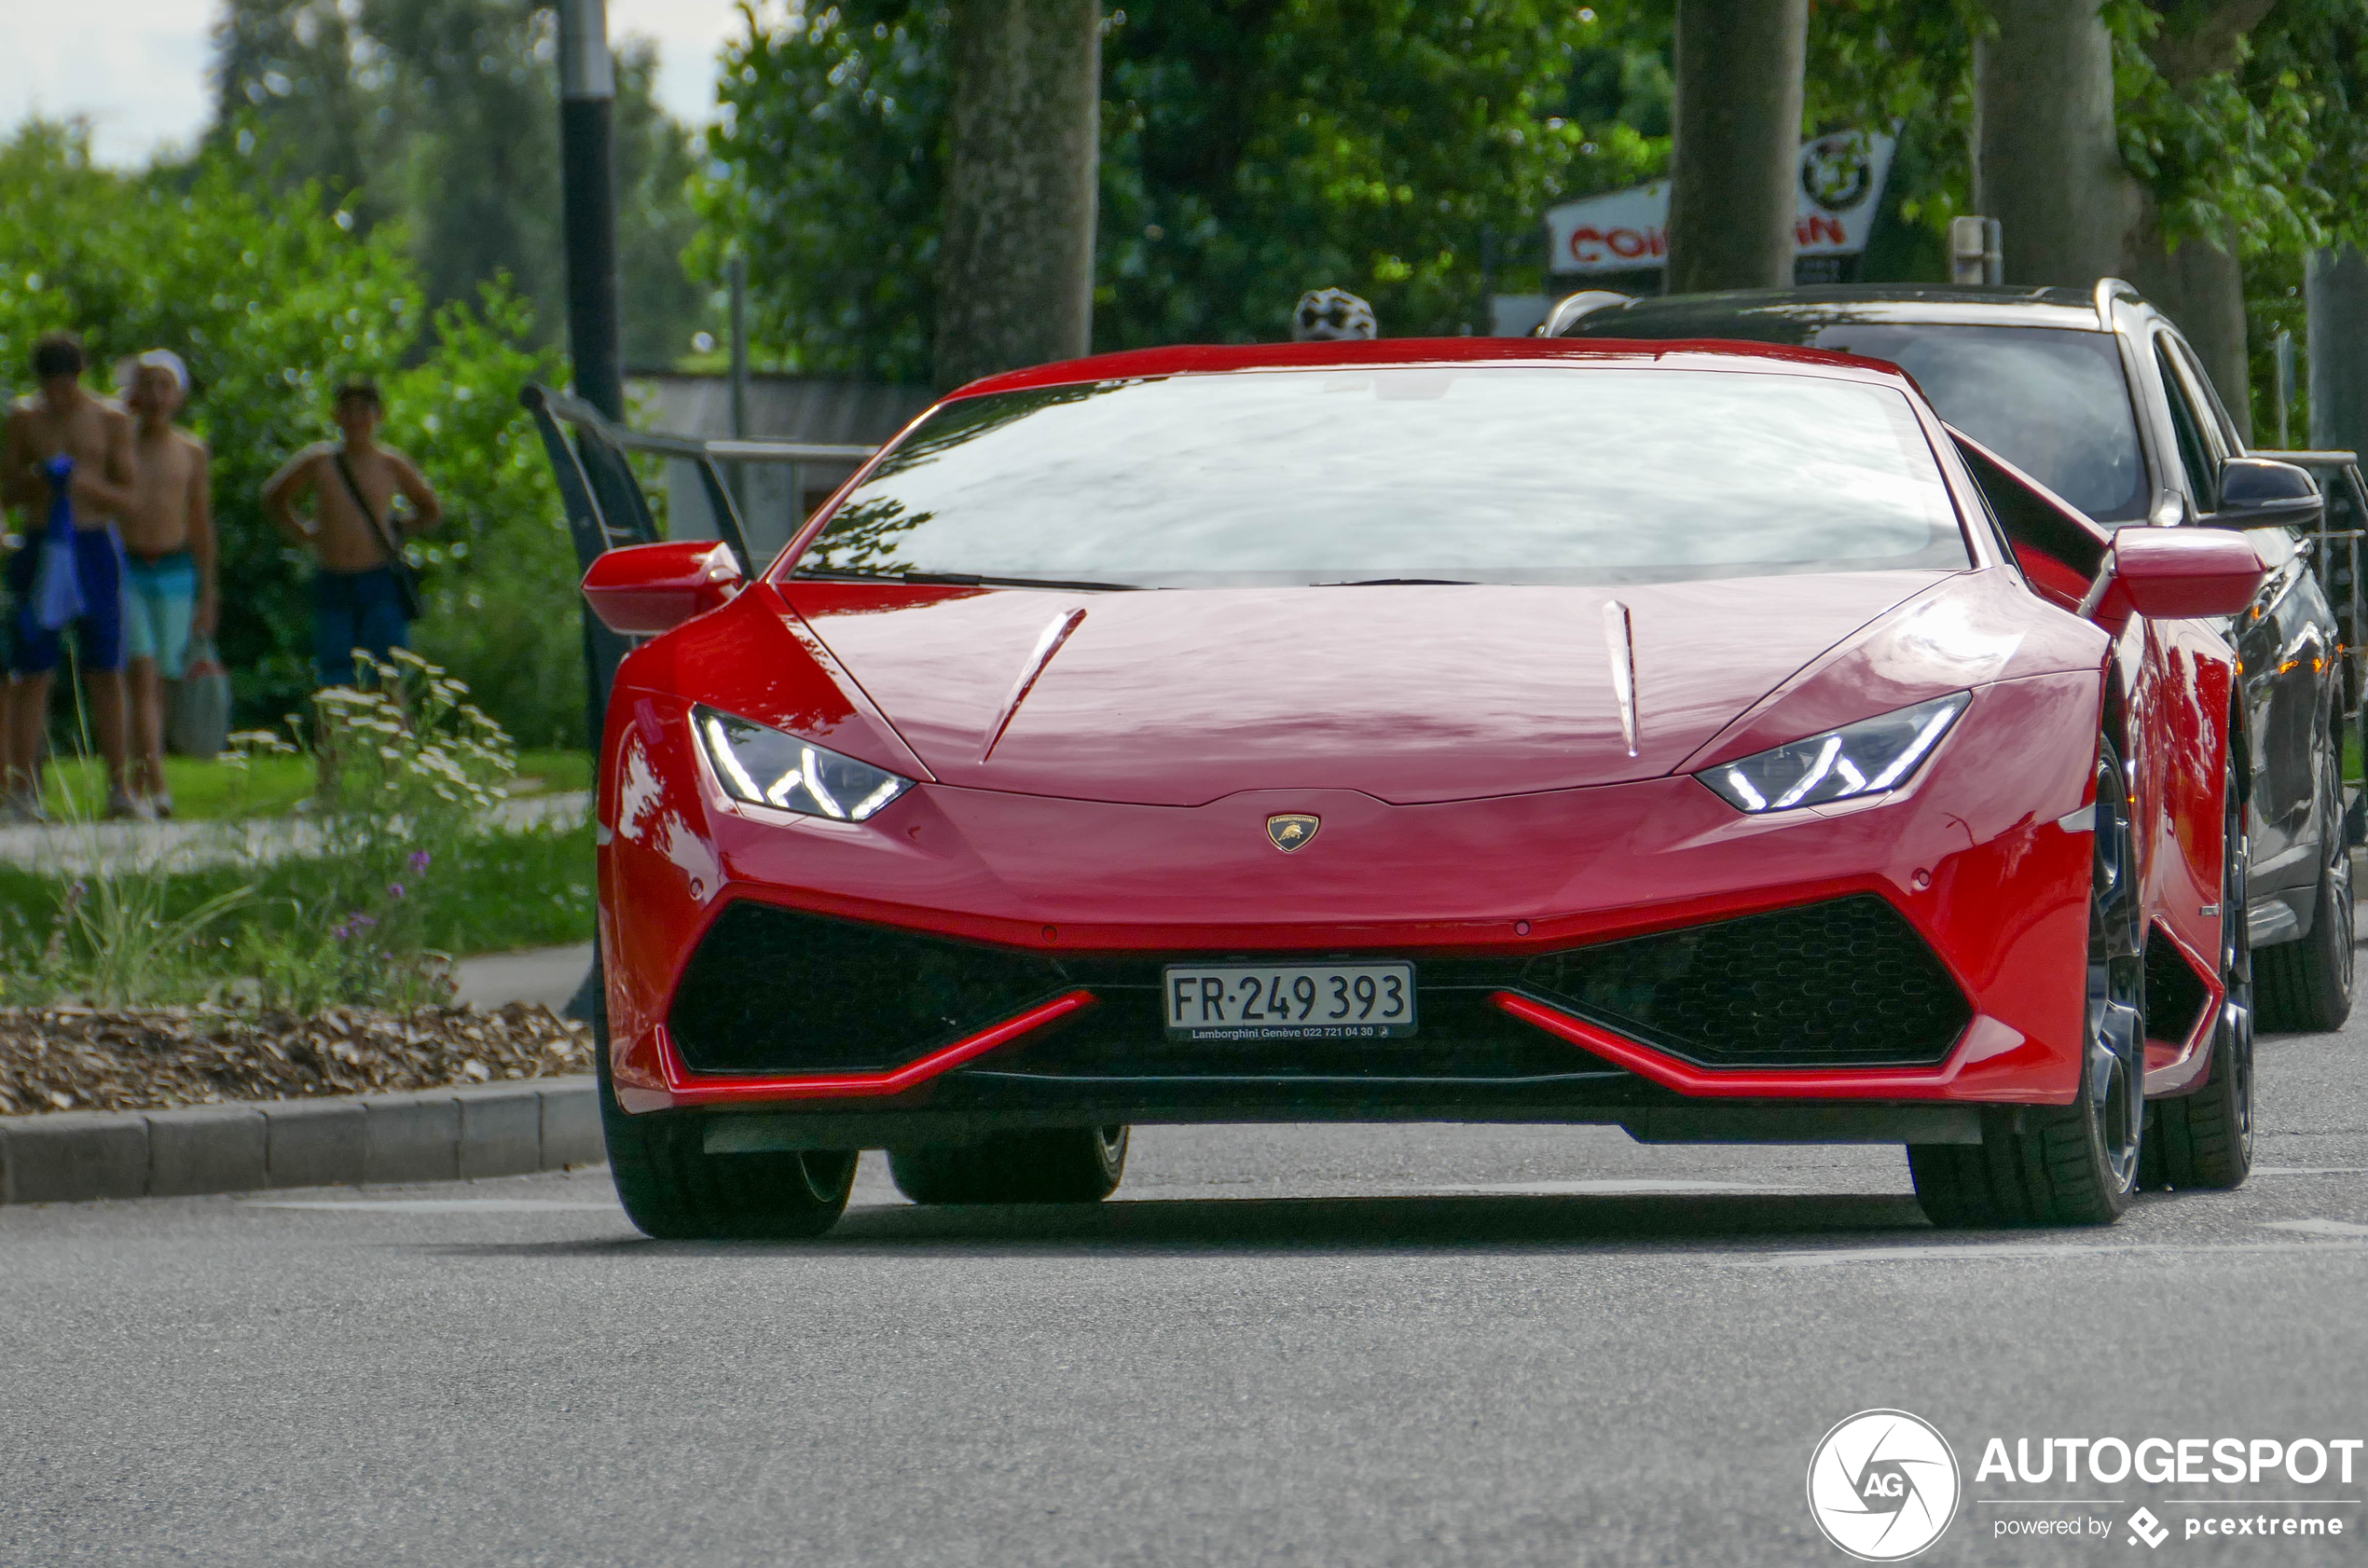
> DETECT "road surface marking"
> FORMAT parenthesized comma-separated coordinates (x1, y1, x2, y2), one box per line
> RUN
(1725, 1239, 2368, 1268)
(1419, 1178, 1793, 1196)
(243, 1199, 621, 1213)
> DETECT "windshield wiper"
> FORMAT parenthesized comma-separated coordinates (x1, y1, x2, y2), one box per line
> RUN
(1314, 577, 1478, 586)
(897, 571, 1140, 592)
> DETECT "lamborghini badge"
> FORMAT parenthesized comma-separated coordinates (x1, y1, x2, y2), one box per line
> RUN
(1266, 814, 1320, 852)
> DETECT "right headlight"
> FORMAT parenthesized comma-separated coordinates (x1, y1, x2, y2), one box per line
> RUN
(695, 706, 914, 822)
(1698, 692, 1970, 814)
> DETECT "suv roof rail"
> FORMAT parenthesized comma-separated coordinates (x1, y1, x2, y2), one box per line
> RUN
(1535, 289, 1633, 338)
(2254, 447, 2361, 467)
(2094, 278, 2141, 330)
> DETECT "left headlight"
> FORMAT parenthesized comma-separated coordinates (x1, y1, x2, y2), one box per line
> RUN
(695, 706, 914, 822)
(1699, 692, 1970, 814)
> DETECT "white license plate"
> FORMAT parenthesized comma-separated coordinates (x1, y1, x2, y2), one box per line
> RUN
(1162, 961, 1417, 1040)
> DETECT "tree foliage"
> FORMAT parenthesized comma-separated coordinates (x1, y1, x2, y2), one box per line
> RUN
(703, 0, 1659, 379)
(1801, 0, 2368, 267)
(210, 0, 711, 367)
(0, 122, 581, 745)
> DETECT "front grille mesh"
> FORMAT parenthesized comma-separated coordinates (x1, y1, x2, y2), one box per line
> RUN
(1518, 895, 1970, 1066)
(667, 894, 1971, 1078)
(668, 902, 1066, 1073)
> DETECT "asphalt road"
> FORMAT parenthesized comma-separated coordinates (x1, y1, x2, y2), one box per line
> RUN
(4, 1016, 2364, 1564)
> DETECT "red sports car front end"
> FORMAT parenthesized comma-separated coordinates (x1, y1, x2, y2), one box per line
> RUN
(585, 337, 2262, 1237)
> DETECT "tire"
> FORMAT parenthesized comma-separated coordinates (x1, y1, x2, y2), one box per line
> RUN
(2149, 738, 2258, 1191)
(888, 1126, 1129, 1205)
(594, 956, 857, 1240)
(2253, 716, 2353, 1032)
(1908, 730, 2143, 1228)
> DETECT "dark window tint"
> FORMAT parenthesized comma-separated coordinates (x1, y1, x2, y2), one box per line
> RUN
(797, 366, 1969, 589)
(2155, 340, 2219, 509)
(1799, 324, 2150, 523)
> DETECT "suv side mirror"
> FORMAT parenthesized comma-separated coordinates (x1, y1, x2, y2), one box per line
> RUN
(2213, 456, 2323, 530)
(582, 541, 744, 635)
(2082, 527, 2266, 628)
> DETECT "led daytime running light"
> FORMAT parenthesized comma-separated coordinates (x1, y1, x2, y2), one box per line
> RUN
(1700, 692, 1969, 815)
(695, 707, 914, 824)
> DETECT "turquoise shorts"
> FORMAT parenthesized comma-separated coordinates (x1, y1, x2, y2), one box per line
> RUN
(122, 551, 198, 680)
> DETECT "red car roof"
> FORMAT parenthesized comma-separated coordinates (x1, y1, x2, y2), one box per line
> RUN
(950, 335, 1914, 401)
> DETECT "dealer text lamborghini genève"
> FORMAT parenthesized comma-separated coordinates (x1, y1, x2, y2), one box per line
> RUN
(582, 337, 2273, 1238)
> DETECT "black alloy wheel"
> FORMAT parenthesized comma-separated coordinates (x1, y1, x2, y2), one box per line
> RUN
(2149, 734, 2258, 1190)
(594, 956, 858, 1240)
(2254, 708, 2354, 1031)
(1909, 729, 2144, 1226)
(888, 1125, 1130, 1205)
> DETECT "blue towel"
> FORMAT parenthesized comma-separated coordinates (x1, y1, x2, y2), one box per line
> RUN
(33, 456, 84, 630)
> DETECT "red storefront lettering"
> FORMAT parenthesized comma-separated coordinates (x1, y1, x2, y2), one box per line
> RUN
(1567, 226, 1669, 266)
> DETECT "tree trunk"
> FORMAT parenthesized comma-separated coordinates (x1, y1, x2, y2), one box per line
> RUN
(933, 0, 1101, 392)
(2308, 248, 2368, 456)
(2112, 0, 2281, 442)
(1976, 0, 2138, 288)
(1664, 0, 1808, 295)
(2126, 211, 2252, 440)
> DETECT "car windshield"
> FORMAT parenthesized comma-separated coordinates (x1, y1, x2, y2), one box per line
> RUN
(793, 365, 1970, 588)
(1801, 323, 2149, 523)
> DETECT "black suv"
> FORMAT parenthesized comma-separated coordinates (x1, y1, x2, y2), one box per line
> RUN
(1549, 281, 2356, 1030)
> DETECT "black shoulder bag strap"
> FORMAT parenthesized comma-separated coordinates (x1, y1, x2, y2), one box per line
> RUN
(331, 450, 424, 622)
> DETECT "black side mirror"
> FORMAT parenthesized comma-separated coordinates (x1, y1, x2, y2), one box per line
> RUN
(2214, 456, 2324, 530)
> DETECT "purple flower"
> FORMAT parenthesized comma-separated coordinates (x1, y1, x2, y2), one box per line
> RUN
(387, 883, 406, 901)
(408, 850, 433, 873)
(350, 913, 377, 929)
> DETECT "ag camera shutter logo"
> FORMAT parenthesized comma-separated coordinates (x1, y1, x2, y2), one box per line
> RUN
(1807, 1410, 1962, 1561)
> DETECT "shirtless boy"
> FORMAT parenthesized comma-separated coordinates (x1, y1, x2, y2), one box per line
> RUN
(1, 330, 139, 819)
(260, 379, 442, 688)
(118, 351, 218, 818)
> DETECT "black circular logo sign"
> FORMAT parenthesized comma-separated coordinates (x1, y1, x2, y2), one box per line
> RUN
(1801, 135, 1875, 213)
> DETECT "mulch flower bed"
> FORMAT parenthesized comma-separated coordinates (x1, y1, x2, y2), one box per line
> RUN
(0, 1003, 595, 1117)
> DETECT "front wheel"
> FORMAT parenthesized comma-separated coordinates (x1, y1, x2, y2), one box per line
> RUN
(595, 956, 857, 1239)
(888, 1126, 1129, 1205)
(1909, 730, 2142, 1228)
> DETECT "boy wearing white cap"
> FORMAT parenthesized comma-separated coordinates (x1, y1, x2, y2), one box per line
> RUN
(119, 350, 215, 818)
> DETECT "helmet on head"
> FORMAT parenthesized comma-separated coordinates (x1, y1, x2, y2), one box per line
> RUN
(1290, 288, 1377, 342)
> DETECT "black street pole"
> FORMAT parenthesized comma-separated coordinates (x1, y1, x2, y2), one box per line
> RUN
(557, 0, 632, 757)
(559, 0, 624, 423)
(558, 0, 626, 1019)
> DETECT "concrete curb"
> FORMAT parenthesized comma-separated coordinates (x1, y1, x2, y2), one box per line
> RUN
(0, 1077, 603, 1205)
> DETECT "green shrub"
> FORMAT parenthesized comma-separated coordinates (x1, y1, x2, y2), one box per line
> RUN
(228, 651, 517, 1011)
(0, 119, 583, 746)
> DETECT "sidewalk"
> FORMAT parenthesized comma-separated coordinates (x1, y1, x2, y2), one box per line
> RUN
(0, 791, 592, 874)
(455, 943, 594, 1011)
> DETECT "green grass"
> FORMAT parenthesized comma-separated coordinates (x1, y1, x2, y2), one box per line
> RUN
(39, 750, 592, 821)
(0, 821, 595, 963)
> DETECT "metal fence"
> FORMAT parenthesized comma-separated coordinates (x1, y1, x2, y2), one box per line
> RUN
(518, 381, 881, 750)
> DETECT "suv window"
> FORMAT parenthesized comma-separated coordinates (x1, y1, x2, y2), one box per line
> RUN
(1783, 324, 2148, 523)
(2168, 336, 2247, 456)
(2155, 339, 2220, 509)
